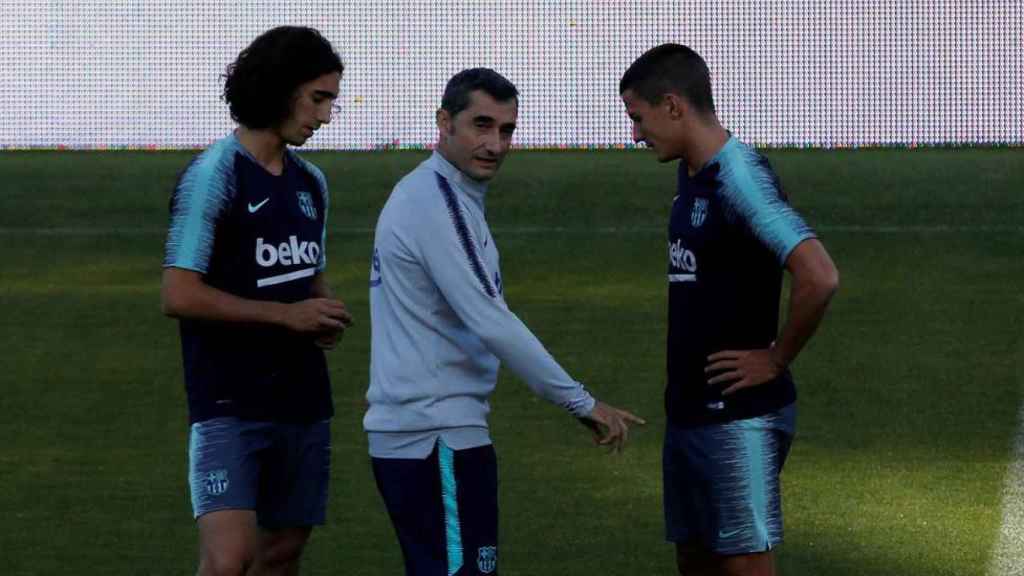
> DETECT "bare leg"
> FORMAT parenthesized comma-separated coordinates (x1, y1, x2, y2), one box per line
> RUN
(247, 527, 313, 576)
(676, 543, 717, 576)
(717, 551, 776, 576)
(196, 510, 260, 576)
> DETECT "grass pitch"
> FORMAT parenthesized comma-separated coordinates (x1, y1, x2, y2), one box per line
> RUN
(1, 147, 1021, 575)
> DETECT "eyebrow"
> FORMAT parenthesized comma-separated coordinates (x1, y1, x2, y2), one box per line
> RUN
(312, 89, 338, 99)
(472, 115, 517, 129)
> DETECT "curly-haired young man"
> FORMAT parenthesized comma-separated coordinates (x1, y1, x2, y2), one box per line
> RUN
(161, 26, 352, 576)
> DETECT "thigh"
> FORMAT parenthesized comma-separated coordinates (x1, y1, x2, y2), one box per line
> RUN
(675, 542, 716, 576)
(664, 406, 795, 556)
(257, 419, 331, 530)
(717, 550, 776, 576)
(705, 408, 794, 555)
(371, 441, 499, 576)
(196, 509, 261, 572)
(189, 417, 269, 519)
(372, 445, 448, 576)
(452, 444, 498, 575)
(663, 423, 714, 547)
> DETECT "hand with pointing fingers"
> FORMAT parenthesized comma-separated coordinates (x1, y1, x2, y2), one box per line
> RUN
(579, 401, 646, 453)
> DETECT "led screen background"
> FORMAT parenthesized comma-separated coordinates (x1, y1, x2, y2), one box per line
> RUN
(2, 0, 1020, 150)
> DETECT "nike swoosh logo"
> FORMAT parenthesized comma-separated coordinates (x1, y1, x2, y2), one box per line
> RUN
(718, 528, 744, 539)
(248, 198, 270, 213)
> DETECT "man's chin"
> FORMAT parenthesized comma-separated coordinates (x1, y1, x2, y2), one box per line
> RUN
(467, 169, 496, 182)
(656, 149, 681, 163)
(467, 163, 499, 181)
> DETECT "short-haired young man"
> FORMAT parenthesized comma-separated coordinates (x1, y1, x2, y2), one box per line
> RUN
(620, 44, 839, 576)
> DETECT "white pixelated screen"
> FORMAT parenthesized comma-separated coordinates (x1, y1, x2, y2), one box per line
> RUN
(1, 0, 1021, 149)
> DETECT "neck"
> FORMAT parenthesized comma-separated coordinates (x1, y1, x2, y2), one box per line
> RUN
(683, 118, 729, 175)
(433, 146, 489, 196)
(435, 142, 464, 177)
(235, 126, 287, 174)
(435, 141, 454, 169)
(435, 144, 481, 183)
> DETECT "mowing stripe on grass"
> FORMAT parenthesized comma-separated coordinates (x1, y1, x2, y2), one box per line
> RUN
(989, 403, 1024, 576)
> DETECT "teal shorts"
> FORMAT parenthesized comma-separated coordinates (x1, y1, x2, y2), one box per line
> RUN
(188, 417, 330, 529)
(663, 403, 796, 555)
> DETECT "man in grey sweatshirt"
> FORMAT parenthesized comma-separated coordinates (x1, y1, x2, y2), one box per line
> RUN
(365, 68, 644, 576)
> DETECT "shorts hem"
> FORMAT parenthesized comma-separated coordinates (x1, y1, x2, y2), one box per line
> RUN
(663, 535, 783, 556)
(711, 539, 781, 556)
(193, 505, 256, 520)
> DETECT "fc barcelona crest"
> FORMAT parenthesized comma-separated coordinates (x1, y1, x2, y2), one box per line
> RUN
(204, 469, 229, 496)
(477, 546, 497, 574)
(297, 191, 317, 220)
(691, 197, 708, 228)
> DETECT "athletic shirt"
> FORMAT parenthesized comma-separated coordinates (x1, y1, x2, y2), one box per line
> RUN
(163, 132, 333, 424)
(667, 137, 815, 427)
(364, 152, 595, 458)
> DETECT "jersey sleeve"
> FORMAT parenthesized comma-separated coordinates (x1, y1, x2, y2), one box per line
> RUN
(411, 174, 596, 417)
(163, 148, 237, 273)
(717, 147, 816, 264)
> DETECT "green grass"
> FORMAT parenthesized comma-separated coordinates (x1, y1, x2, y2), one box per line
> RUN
(1, 148, 1021, 574)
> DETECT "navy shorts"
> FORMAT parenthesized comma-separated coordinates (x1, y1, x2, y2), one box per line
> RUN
(663, 403, 796, 555)
(372, 440, 498, 576)
(188, 417, 331, 530)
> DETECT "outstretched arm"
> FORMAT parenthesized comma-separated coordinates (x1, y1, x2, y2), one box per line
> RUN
(410, 190, 644, 448)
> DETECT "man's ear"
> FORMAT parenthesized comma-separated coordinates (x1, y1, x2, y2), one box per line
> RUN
(663, 93, 688, 121)
(436, 108, 451, 133)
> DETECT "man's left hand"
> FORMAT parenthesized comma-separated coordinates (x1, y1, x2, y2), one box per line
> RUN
(705, 348, 785, 395)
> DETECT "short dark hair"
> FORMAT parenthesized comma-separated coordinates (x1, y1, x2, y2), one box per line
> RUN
(441, 68, 519, 117)
(619, 44, 715, 114)
(223, 26, 344, 129)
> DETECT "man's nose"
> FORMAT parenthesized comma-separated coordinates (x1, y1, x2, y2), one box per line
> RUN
(483, 130, 504, 153)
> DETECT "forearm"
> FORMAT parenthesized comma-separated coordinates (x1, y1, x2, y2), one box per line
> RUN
(475, 307, 595, 416)
(771, 277, 837, 368)
(161, 269, 286, 326)
(310, 272, 333, 299)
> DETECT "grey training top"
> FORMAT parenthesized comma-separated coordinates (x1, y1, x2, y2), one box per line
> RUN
(364, 152, 595, 458)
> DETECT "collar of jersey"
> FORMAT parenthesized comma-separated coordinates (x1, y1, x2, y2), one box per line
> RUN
(226, 131, 294, 177)
(428, 151, 489, 205)
(688, 134, 736, 184)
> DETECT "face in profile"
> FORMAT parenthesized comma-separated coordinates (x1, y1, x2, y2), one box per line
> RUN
(437, 90, 518, 182)
(278, 71, 342, 147)
(621, 89, 683, 163)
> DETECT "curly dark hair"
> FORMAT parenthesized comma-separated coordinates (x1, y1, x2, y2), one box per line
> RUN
(223, 26, 344, 129)
(619, 43, 715, 114)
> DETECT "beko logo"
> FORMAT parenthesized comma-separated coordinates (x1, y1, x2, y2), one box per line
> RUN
(669, 239, 697, 272)
(668, 239, 698, 284)
(256, 236, 321, 267)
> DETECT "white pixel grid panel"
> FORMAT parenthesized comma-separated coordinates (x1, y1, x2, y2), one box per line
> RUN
(1, 0, 1020, 149)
